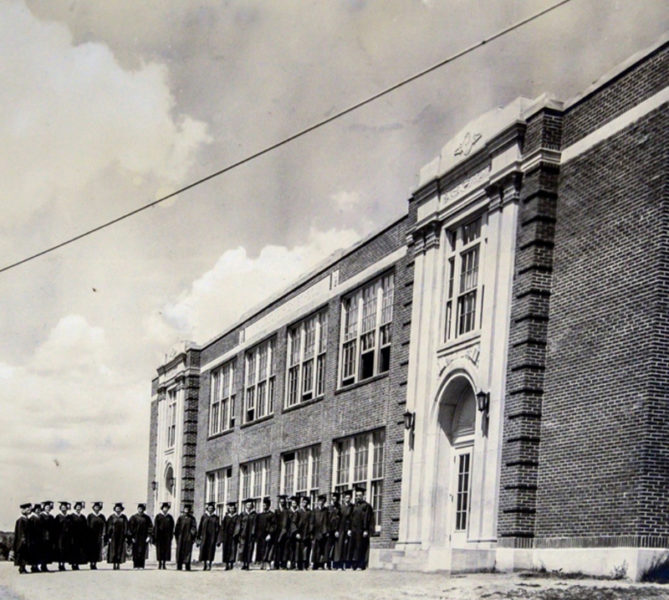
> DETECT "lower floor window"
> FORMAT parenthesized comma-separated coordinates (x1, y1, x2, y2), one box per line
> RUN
(332, 429, 385, 532)
(205, 467, 232, 515)
(239, 457, 270, 507)
(281, 445, 320, 505)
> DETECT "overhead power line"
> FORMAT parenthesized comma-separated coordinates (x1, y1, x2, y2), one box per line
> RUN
(0, 0, 574, 275)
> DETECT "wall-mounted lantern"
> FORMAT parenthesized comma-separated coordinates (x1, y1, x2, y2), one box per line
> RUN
(151, 480, 158, 492)
(476, 390, 490, 436)
(403, 410, 416, 431)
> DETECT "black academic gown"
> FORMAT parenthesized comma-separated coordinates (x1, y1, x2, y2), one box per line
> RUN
(174, 513, 197, 567)
(255, 510, 276, 563)
(348, 500, 375, 568)
(153, 513, 175, 562)
(334, 502, 352, 564)
(69, 513, 89, 565)
(274, 507, 291, 567)
(128, 513, 153, 568)
(235, 510, 257, 565)
(87, 512, 106, 563)
(218, 513, 239, 564)
(28, 514, 42, 567)
(105, 513, 128, 564)
(296, 509, 311, 567)
(55, 512, 73, 565)
(197, 512, 220, 562)
(325, 503, 341, 565)
(40, 512, 57, 565)
(13, 515, 30, 569)
(309, 507, 329, 567)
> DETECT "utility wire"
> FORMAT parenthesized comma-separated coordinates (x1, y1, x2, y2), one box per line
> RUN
(0, 0, 574, 275)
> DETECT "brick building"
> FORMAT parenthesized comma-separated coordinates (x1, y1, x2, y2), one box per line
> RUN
(148, 36, 668, 579)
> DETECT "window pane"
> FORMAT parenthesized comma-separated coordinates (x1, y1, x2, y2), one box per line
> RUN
(304, 317, 316, 358)
(353, 435, 368, 483)
(257, 380, 266, 418)
(296, 449, 309, 492)
(316, 354, 326, 396)
(318, 312, 328, 352)
(380, 274, 394, 325)
(455, 453, 471, 531)
(287, 366, 299, 407)
(267, 378, 274, 414)
(311, 447, 320, 490)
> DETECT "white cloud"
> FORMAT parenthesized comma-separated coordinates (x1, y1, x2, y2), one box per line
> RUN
(0, 317, 149, 527)
(331, 190, 363, 212)
(147, 227, 362, 345)
(0, 0, 211, 228)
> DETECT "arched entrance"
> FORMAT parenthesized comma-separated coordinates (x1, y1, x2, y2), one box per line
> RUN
(433, 374, 476, 547)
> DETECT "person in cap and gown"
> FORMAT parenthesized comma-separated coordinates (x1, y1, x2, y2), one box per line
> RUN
(55, 501, 72, 571)
(106, 502, 128, 570)
(69, 501, 89, 570)
(348, 487, 375, 570)
(13, 503, 32, 574)
(128, 503, 153, 569)
(334, 489, 353, 569)
(197, 501, 220, 570)
(295, 496, 312, 570)
(235, 498, 257, 570)
(325, 492, 341, 570)
(28, 503, 43, 573)
(254, 497, 275, 570)
(153, 502, 175, 570)
(309, 495, 329, 570)
(39, 500, 57, 572)
(286, 496, 301, 569)
(273, 495, 291, 569)
(175, 504, 197, 570)
(217, 502, 239, 570)
(87, 502, 106, 570)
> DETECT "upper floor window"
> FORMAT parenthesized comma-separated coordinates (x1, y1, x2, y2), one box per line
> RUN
(340, 273, 394, 386)
(280, 445, 321, 505)
(332, 429, 384, 531)
(166, 388, 177, 448)
(209, 361, 235, 436)
(239, 457, 270, 506)
(286, 311, 328, 407)
(205, 467, 232, 515)
(244, 338, 275, 424)
(444, 216, 483, 342)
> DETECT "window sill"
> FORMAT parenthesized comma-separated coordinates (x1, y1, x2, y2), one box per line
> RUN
(207, 428, 234, 441)
(438, 330, 481, 355)
(334, 372, 389, 395)
(240, 414, 273, 430)
(282, 395, 324, 414)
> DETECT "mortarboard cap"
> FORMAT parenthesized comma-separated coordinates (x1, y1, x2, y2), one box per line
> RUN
(317, 494, 327, 502)
(92, 501, 103, 509)
(137, 503, 146, 509)
(32, 503, 43, 510)
(160, 502, 171, 510)
(43, 500, 54, 507)
(331, 492, 340, 499)
(277, 494, 288, 500)
(226, 501, 237, 507)
(20, 503, 32, 509)
(114, 502, 124, 510)
(343, 489, 353, 497)
(183, 503, 193, 510)
(300, 496, 311, 505)
(205, 501, 216, 509)
(59, 501, 69, 509)
(354, 485, 366, 493)
(73, 501, 85, 509)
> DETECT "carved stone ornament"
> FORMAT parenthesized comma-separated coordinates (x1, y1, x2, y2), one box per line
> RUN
(443, 166, 490, 204)
(466, 345, 480, 366)
(454, 131, 482, 157)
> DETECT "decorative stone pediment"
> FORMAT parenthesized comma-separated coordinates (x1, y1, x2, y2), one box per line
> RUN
(437, 343, 481, 377)
(454, 131, 482, 157)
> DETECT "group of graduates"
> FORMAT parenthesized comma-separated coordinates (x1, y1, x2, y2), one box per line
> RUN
(13, 500, 158, 573)
(13, 486, 375, 574)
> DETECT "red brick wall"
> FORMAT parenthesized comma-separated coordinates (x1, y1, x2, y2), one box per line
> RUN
(535, 105, 668, 539)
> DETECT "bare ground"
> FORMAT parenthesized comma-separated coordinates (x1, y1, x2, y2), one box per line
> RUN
(0, 562, 667, 600)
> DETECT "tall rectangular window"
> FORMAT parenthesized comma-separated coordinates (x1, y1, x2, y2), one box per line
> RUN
(166, 389, 177, 448)
(285, 311, 328, 408)
(239, 457, 270, 507)
(244, 338, 276, 424)
(444, 217, 483, 342)
(205, 467, 232, 515)
(209, 360, 236, 436)
(339, 274, 394, 386)
(455, 452, 472, 531)
(281, 445, 320, 505)
(332, 429, 385, 532)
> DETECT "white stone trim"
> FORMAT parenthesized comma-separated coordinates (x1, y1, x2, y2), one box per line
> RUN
(562, 87, 669, 164)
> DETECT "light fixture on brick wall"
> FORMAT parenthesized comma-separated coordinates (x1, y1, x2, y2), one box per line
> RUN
(403, 410, 415, 431)
(476, 390, 490, 435)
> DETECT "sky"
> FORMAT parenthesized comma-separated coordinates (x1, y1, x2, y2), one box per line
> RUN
(0, 0, 666, 529)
